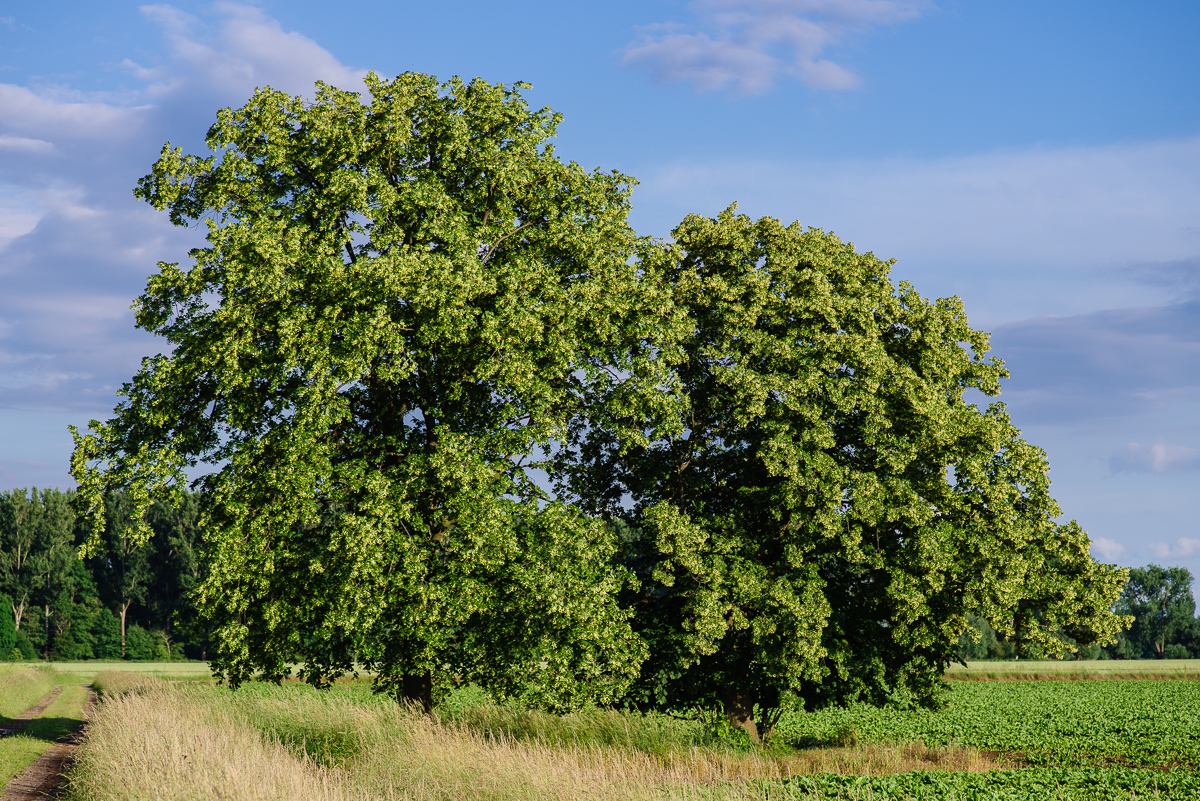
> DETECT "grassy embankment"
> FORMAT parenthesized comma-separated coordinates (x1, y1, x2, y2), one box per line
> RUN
(64, 665, 1200, 801)
(0, 665, 89, 786)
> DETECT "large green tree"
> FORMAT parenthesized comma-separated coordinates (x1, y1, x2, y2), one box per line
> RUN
(558, 208, 1128, 741)
(71, 72, 654, 709)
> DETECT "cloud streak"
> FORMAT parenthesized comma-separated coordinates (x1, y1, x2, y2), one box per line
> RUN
(989, 301, 1200, 424)
(1109, 443, 1200, 474)
(1148, 538, 1200, 559)
(130, 3, 367, 100)
(622, 0, 928, 94)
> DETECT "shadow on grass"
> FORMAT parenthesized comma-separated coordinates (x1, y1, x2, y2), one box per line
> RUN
(1, 716, 83, 744)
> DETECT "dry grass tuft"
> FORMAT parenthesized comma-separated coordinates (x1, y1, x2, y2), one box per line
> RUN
(90, 670, 167, 699)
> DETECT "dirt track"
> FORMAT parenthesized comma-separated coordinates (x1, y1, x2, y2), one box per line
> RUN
(3, 685, 97, 801)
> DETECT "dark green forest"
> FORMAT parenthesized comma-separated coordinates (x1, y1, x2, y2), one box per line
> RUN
(1, 485, 1196, 664)
(0, 486, 205, 661)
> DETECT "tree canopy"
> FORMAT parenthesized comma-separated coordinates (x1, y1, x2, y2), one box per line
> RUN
(556, 209, 1127, 740)
(72, 72, 655, 710)
(73, 72, 1127, 726)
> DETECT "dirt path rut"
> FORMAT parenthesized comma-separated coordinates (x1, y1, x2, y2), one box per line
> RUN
(2, 685, 98, 801)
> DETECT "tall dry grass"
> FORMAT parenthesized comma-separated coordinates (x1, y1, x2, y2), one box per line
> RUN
(65, 684, 1010, 801)
(90, 669, 168, 699)
(66, 687, 355, 801)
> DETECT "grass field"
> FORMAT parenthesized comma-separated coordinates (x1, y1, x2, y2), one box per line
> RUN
(4, 660, 215, 683)
(945, 658, 1200, 680)
(0, 665, 90, 788)
(59, 671, 1200, 801)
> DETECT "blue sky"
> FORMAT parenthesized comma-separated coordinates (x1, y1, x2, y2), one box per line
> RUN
(1, 1, 1198, 578)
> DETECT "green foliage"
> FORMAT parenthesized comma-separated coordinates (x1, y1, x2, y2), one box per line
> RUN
(71, 72, 653, 710)
(92, 609, 123, 660)
(1110, 565, 1196, 658)
(561, 206, 1128, 737)
(123, 624, 158, 660)
(0, 593, 14, 658)
(66, 71, 1132, 725)
(0, 487, 81, 648)
(954, 615, 1014, 660)
(12, 629, 38, 661)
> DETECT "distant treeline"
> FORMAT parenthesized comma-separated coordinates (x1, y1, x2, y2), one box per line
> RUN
(1, 485, 1194, 663)
(0, 486, 206, 661)
(956, 564, 1200, 661)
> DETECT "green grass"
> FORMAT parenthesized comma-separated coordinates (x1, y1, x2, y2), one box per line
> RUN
(21, 682, 89, 742)
(0, 669, 89, 788)
(0, 664, 59, 720)
(0, 738, 46, 790)
(8, 660, 214, 684)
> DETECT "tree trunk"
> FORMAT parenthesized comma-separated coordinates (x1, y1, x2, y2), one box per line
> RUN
(43, 603, 49, 660)
(723, 683, 759, 744)
(120, 603, 129, 658)
(12, 594, 26, 631)
(399, 671, 433, 714)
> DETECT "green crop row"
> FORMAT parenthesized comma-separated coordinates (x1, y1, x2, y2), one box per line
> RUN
(766, 767, 1200, 800)
(776, 680, 1200, 768)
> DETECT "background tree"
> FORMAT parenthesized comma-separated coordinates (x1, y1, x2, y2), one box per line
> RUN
(71, 72, 654, 709)
(0, 592, 14, 659)
(144, 495, 204, 655)
(86, 491, 155, 658)
(559, 207, 1128, 742)
(1110, 565, 1195, 659)
(0, 488, 42, 631)
(0, 488, 79, 653)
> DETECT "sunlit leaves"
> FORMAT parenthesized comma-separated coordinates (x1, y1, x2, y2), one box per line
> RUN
(71, 72, 650, 711)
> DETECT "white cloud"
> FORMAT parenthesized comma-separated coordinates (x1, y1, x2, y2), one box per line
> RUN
(0, 192, 40, 252)
(0, 83, 147, 141)
(622, 0, 928, 94)
(0, 3, 366, 437)
(1110, 442, 1200, 474)
(133, 3, 368, 99)
(1148, 537, 1200, 559)
(1091, 537, 1126, 561)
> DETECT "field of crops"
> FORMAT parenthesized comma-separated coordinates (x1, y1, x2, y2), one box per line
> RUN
(766, 679, 1200, 799)
(777, 680, 1200, 769)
